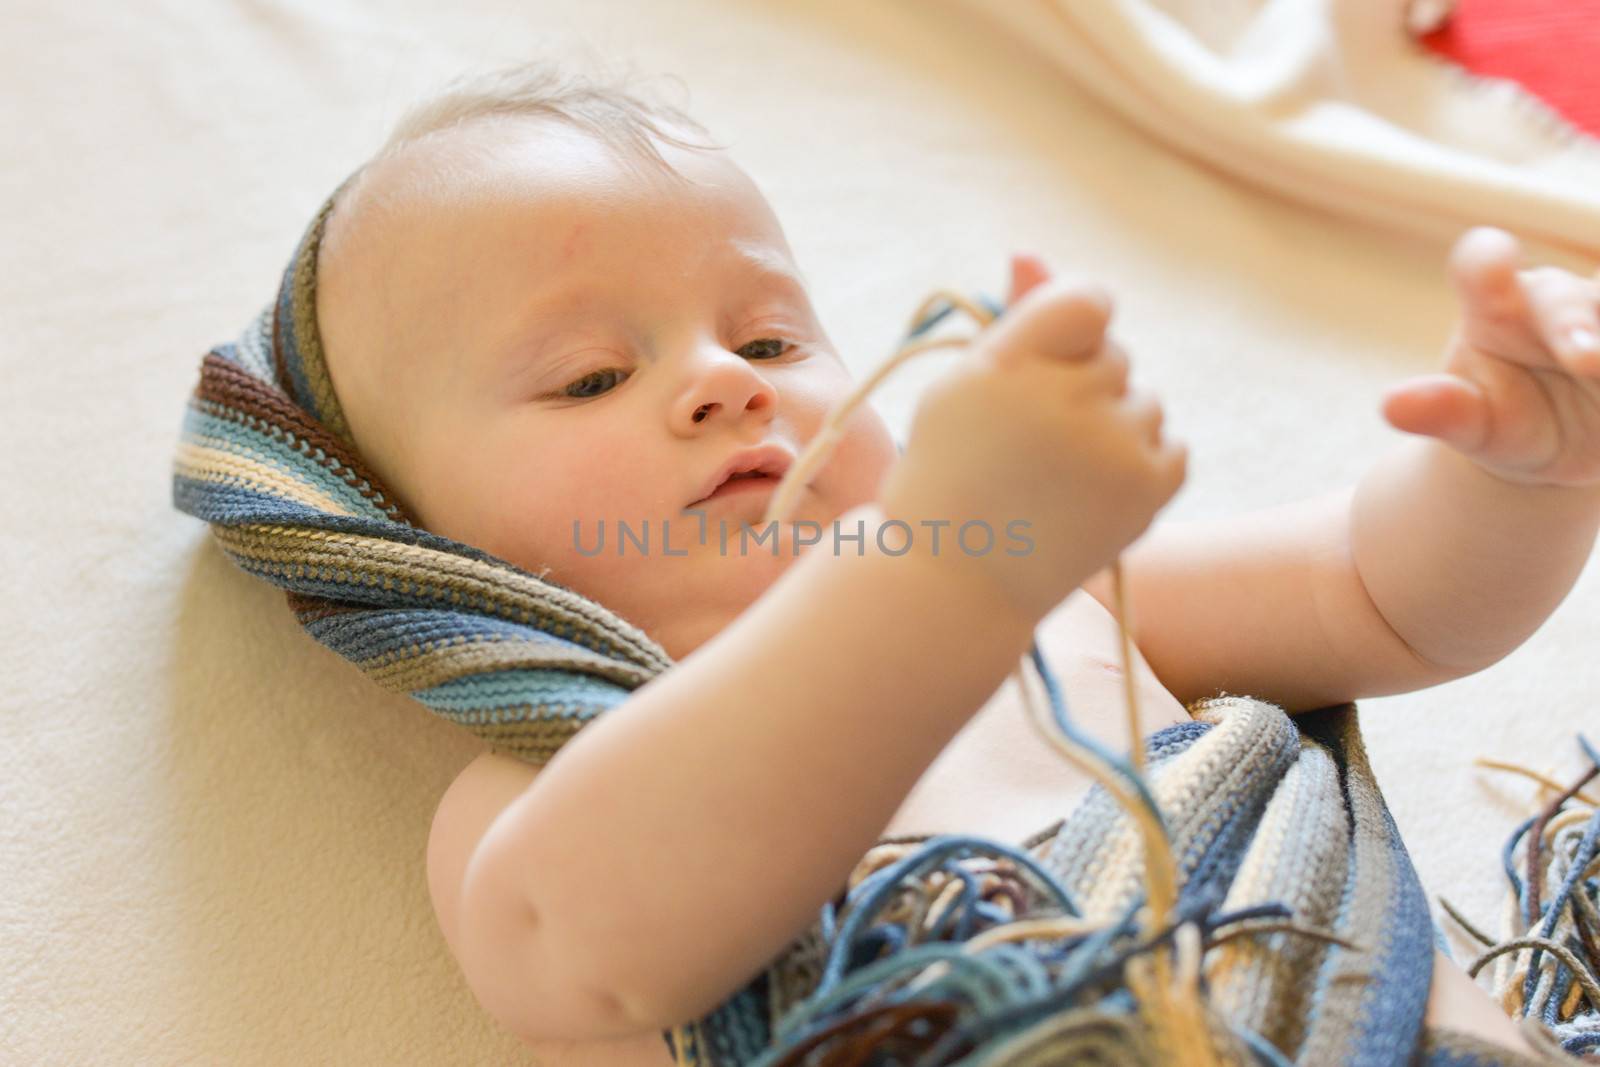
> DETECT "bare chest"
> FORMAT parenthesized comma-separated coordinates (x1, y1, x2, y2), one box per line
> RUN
(877, 587, 1191, 845)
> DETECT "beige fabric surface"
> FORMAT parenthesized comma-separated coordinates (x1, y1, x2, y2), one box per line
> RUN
(4, 1, 1597, 1063)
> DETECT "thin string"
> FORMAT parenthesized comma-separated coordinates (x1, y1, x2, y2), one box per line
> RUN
(1474, 758, 1600, 808)
(1443, 742, 1600, 1043)
(760, 289, 1220, 1065)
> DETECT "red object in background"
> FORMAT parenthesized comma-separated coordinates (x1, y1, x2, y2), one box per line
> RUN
(1419, 0, 1600, 140)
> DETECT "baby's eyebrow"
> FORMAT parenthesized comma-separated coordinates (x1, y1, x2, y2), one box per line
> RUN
(489, 251, 812, 380)
(728, 244, 810, 296)
(489, 299, 580, 381)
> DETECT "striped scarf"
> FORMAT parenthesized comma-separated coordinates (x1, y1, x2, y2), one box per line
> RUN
(172, 181, 1582, 1066)
(172, 177, 673, 765)
(675, 696, 1580, 1066)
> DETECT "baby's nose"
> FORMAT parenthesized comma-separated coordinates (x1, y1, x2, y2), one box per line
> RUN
(677, 356, 778, 430)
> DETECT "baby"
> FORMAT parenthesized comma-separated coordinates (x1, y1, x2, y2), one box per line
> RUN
(310, 66, 1600, 1064)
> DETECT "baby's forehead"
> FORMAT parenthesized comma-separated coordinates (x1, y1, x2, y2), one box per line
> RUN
(383, 114, 757, 216)
(323, 118, 798, 353)
(393, 159, 771, 290)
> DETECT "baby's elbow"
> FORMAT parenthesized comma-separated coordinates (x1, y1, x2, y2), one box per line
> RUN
(455, 852, 646, 1042)
(428, 751, 649, 1041)
(472, 950, 639, 1047)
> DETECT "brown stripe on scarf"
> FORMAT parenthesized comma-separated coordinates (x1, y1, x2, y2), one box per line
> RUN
(196, 352, 412, 524)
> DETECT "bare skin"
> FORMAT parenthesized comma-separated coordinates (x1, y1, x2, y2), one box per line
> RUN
(317, 113, 898, 661)
(316, 117, 1588, 1061)
(427, 583, 1546, 1065)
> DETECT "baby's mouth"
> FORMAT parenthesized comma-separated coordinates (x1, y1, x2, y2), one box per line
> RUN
(688, 443, 798, 509)
(697, 471, 780, 504)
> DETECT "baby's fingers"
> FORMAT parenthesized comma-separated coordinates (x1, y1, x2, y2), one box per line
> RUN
(1450, 227, 1600, 373)
(1380, 372, 1490, 453)
(1123, 387, 1165, 446)
(1006, 253, 1053, 308)
(1125, 389, 1187, 497)
(1522, 267, 1600, 375)
(981, 277, 1113, 371)
(1160, 436, 1189, 495)
(1450, 228, 1543, 362)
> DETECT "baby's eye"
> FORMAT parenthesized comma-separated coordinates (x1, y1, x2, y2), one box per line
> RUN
(738, 337, 794, 361)
(551, 339, 795, 400)
(563, 368, 628, 399)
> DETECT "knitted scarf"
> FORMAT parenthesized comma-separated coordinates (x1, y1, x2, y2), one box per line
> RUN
(682, 696, 1583, 1067)
(172, 180, 1589, 1066)
(172, 176, 674, 765)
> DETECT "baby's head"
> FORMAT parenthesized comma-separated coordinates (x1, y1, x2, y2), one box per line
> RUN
(313, 63, 899, 660)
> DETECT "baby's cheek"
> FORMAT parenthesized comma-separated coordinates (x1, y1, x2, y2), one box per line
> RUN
(822, 409, 900, 510)
(414, 454, 562, 566)
(511, 469, 642, 570)
(555, 474, 637, 526)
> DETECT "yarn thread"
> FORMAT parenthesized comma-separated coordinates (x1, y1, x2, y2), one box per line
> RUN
(1441, 742, 1600, 1056)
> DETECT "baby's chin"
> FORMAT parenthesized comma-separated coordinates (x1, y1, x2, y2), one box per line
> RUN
(500, 495, 862, 641)
(568, 548, 802, 660)
(513, 519, 791, 592)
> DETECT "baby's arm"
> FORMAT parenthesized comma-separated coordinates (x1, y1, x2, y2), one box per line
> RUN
(453, 502, 1046, 1042)
(1083, 438, 1600, 713)
(447, 273, 1180, 1045)
(1085, 230, 1600, 712)
(448, 273, 1179, 1045)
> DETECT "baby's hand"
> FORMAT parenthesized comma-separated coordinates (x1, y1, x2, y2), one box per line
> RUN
(878, 254, 1187, 626)
(1381, 227, 1600, 488)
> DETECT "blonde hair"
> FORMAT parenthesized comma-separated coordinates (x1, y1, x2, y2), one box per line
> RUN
(342, 58, 725, 212)
(318, 56, 730, 324)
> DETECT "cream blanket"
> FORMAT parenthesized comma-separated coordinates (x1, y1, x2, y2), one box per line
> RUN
(7, 0, 1599, 1063)
(952, 0, 1600, 271)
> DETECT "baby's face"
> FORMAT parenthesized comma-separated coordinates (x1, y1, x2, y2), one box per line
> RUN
(317, 116, 899, 659)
